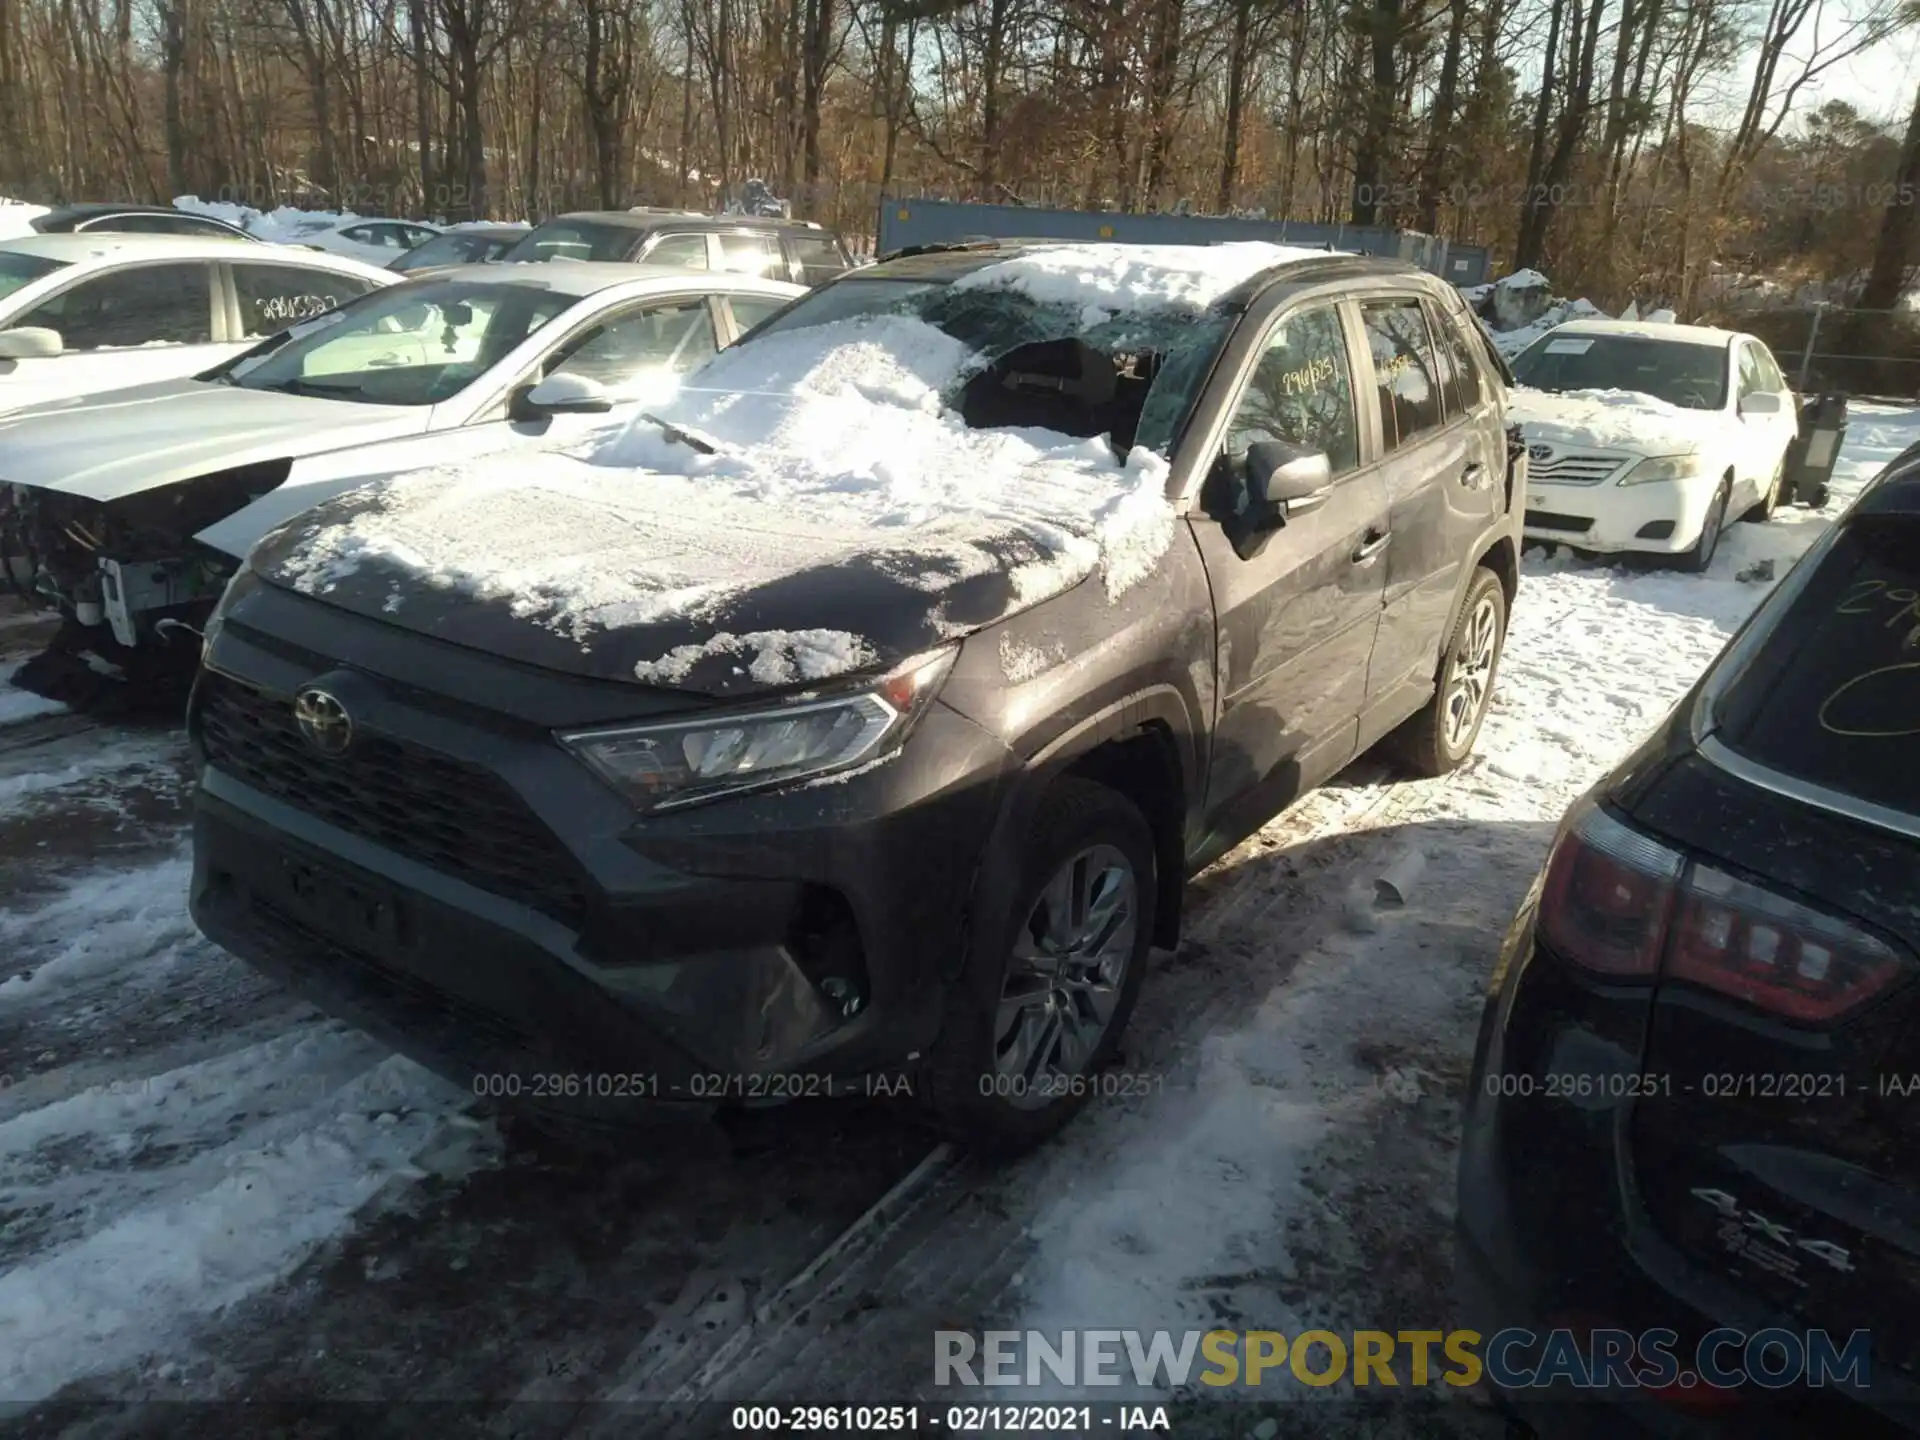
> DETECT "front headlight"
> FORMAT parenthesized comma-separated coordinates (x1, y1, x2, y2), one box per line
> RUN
(1619, 453, 1703, 485)
(558, 645, 958, 813)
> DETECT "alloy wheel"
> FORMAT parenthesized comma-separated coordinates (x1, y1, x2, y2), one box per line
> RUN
(994, 844, 1138, 1108)
(1443, 593, 1501, 753)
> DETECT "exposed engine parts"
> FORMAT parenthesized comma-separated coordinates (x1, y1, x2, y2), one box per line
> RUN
(1, 462, 286, 649)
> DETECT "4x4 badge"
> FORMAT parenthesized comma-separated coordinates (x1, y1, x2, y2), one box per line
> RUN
(1691, 1186, 1855, 1272)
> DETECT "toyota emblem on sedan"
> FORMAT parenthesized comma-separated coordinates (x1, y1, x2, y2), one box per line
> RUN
(294, 688, 353, 756)
(1528, 442, 1554, 463)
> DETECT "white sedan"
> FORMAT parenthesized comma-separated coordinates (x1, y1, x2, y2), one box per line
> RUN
(0, 233, 397, 415)
(0, 264, 803, 653)
(280, 215, 446, 266)
(1507, 318, 1800, 571)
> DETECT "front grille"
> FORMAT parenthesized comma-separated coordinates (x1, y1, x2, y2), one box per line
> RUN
(1525, 510, 1595, 534)
(1529, 449, 1629, 485)
(197, 672, 591, 928)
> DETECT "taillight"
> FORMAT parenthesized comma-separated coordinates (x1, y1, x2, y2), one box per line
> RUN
(1668, 865, 1904, 1023)
(1539, 803, 1682, 977)
(1538, 803, 1909, 1021)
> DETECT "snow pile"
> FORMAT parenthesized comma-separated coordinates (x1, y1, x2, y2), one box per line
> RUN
(0, 198, 48, 241)
(1506, 385, 1711, 455)
(277, 244, 1304, 657)
(1463, 268, 1608, 358)
(173, 195, 355, 243)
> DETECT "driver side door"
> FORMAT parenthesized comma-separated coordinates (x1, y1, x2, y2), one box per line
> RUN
(1188, 300, 1391, 843)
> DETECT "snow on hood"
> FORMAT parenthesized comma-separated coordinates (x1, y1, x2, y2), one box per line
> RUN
(255, 301, 1192, 696)
(1507, 385, 1714, 455)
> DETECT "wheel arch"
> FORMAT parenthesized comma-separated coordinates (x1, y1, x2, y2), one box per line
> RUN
(956, 685, 1196, 978)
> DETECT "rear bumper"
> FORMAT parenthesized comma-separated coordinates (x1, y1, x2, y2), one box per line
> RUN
(1459, 904, 1920, 1438)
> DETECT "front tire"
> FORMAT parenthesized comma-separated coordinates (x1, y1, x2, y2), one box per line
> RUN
(1677, 478, 1730, 574)
(919, 778, 1155, 1153)
(1387, 566, 1508, 778)
(1741, 459, 1784, 523)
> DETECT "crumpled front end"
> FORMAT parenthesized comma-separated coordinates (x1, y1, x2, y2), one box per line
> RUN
(0, 461, 289, 646)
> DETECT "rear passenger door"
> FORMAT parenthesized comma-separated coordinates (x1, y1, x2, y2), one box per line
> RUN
(1189, 300, 1390, 839)
(1355, 293, 1492, 744)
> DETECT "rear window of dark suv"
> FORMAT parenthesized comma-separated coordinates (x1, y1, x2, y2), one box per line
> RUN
(1713, 513, 1920, 818)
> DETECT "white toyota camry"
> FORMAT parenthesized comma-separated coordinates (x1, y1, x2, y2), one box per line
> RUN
(1507, 318, 1800, 571)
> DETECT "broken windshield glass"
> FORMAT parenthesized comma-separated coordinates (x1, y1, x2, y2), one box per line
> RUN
(743, 276, 1234, 456)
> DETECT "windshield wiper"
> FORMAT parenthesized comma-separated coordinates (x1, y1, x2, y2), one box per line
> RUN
(271, 376, 372, 399)
(642, 411, 716, 455)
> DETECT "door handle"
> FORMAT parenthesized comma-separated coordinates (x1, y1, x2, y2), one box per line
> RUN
(1352, 529, 1391, 564)
(1461, 461, 1486, 488)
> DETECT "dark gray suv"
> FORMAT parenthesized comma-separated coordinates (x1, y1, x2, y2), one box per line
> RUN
(187, 242, 1523, 1150)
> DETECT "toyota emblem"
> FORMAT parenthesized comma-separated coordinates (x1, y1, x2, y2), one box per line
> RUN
(1528, 442, 1554, 463)
(294, 687, 353, 756)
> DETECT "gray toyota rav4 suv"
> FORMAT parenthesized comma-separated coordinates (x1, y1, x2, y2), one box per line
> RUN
(187, 241, 1524, 1150)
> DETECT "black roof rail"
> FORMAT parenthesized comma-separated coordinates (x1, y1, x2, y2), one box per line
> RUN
(876, 237, 1004, 262)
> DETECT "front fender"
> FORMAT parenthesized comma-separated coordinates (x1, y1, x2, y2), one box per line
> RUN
(194, 423, 513, 558)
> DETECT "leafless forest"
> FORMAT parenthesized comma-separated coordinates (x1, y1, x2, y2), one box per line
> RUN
(3, 0, 1920, 305)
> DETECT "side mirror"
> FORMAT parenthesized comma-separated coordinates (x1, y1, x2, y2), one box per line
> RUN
(512, 372, 614, 421)
(0, 327, 64, 360)
(1738, 390, 1783, 417)
(1244, 439, 1333, 520)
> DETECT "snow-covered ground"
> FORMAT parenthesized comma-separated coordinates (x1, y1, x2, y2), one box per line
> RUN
(0, 405, 1915, 1424)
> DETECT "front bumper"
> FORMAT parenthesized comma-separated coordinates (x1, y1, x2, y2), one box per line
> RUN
(187, 602, 1018, 1124)
(1522, 475, 1718, 556)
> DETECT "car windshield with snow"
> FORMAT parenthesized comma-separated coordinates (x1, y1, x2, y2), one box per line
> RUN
(1506, 318, 1800, 571)
(0, 263, 804, 700)
(186, 240, 1523, 1149)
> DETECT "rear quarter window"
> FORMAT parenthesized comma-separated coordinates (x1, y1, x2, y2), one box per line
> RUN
(1715, 514, 1920, 818)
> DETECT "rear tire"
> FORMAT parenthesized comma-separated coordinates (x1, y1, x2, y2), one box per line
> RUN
(1677, 478, 1730, 574)
(918, 778, 1155, 1154)
(1387, 567, 1507, 778)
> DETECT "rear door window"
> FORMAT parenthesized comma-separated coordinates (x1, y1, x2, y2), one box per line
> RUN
(641, 233, 710, 270)
(789, 235, 848, 285)
(1715, 514, 1920, 818)
(715, 231, 786, 279)
(1359, 298, 1444, 451)
(1425, 298, 1482, 418)
(233, 263, 381, 338)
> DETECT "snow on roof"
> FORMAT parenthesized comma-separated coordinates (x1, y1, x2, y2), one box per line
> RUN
(278, 310, 1181, 663)
(948, 241, 1344, 325)
(0, 198, 48, 241)
(1553, 316, 1740, 345)
(1508, 386, 1712, 454)
(1497, 267, 1552, 290)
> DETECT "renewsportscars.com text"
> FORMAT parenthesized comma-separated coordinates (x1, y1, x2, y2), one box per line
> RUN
(934, 1327, 1874, 1391)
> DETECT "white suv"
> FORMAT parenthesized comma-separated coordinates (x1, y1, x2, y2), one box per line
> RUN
(0, 234, 397, 414)
(1507, 318, 1800, 571)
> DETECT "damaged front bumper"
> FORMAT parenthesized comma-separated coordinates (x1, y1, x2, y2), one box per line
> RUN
(0, 467, 280, 645)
